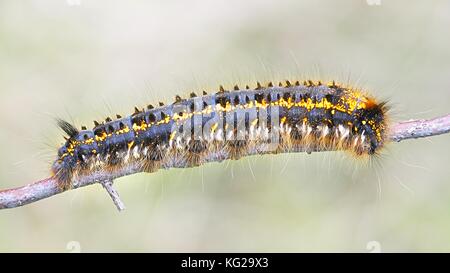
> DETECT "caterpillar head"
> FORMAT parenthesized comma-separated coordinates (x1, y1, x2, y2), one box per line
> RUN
(359, 100, 389, 154)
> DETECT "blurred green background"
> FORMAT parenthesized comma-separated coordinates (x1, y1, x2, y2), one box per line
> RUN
(0, 0, 449, 252)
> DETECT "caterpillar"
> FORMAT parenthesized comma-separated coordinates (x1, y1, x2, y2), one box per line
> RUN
(52, 80, 389, 190)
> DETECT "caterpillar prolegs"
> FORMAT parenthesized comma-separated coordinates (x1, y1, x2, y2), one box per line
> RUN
(52, 80, 389, 190)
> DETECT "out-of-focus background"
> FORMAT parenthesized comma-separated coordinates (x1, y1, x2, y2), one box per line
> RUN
(0, 0, 449, 252)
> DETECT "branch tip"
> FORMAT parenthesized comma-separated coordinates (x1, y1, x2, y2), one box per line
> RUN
(101, 180, 125, 211)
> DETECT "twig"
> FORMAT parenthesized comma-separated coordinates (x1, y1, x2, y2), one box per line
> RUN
(389, 114, 450, 142)
(1, 114, 449, 211)
(101, 180, 125, 211)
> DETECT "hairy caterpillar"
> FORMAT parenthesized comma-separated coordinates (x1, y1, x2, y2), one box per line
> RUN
(52, 80, 389, 190)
